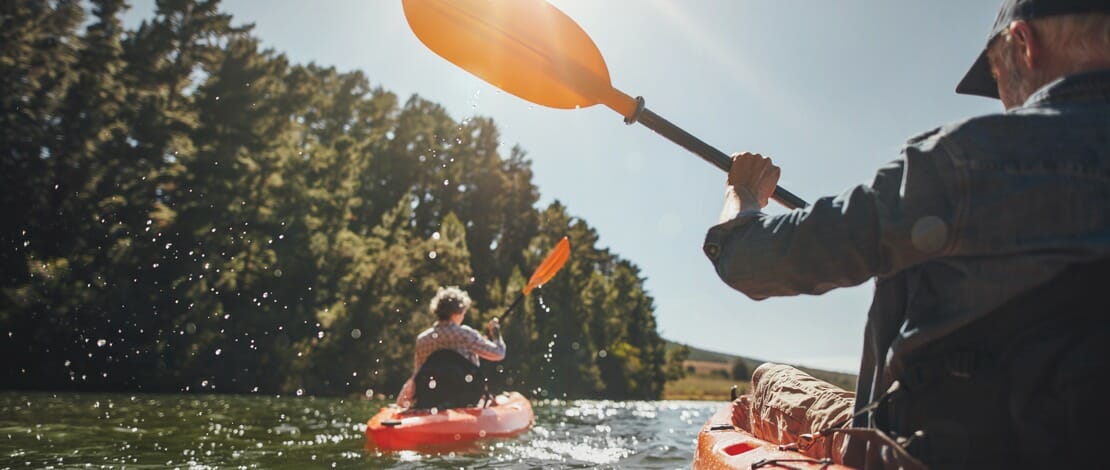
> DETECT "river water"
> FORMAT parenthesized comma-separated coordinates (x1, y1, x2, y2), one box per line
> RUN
(0, 391, 723, 469)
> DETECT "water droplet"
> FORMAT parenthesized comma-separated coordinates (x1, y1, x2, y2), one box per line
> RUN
(215, 349, 222, 356)
(96, 339, 106, 347)
(364, 389, 374, 398)
(350, 329, 362, 339)
(428, 379, 437, 389)
(464, 374, 473, 383)
(428, 251, 437, 260)
(296, 389, 304, 396)
(431, 232, 440, 240)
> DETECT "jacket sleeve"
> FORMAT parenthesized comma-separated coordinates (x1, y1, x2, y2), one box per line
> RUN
(704, 129, 961, 300)
(465, 326, 506, 362)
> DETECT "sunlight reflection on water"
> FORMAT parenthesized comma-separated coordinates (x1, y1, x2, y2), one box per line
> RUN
(0, 391, 720, 469)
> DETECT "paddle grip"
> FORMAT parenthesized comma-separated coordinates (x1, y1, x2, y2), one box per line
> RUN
(630, 105, 808, 210)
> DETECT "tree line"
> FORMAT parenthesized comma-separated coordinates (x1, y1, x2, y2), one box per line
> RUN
(0, 0, 678, 400)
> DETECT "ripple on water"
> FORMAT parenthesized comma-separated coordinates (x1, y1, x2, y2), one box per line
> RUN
(1, 392, 720, 469)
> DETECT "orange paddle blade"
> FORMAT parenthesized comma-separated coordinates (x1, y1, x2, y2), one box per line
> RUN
(402, 0, 638, 117)
(523, 236, 570, 295)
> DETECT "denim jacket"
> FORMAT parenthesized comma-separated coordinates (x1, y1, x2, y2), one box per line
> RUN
(703, 69, 1110, 422)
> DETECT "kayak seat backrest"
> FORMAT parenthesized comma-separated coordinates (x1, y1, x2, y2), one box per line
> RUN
(412, 349, 486, 409)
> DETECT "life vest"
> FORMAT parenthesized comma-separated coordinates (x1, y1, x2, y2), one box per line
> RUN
(411, 349, 487, 409)
(874, 257, 1110, 468)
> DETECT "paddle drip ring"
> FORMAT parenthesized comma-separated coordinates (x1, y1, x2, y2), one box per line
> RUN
(624, 96, 646, 125)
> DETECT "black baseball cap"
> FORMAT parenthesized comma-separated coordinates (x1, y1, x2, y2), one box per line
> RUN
(956, 0, 1110, 99)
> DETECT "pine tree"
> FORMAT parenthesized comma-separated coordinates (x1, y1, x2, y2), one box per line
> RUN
(0, 0, 675, 400)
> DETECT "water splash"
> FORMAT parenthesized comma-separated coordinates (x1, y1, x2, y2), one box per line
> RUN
(2, 393, 715, 468)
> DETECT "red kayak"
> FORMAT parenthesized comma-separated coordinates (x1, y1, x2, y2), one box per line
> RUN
(694, 403, 854, 469)
(366, 391, 533, 450)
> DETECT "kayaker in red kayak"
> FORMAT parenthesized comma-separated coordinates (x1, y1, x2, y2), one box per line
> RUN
(703, 0, 1110, 468)
(395, 286, 505, 409)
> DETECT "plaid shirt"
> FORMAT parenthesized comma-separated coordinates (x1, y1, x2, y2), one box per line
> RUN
(396, 320, 505, 406)
(413, 321, 505, 369)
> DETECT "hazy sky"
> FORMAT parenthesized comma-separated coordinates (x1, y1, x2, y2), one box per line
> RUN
(123, 1, 1004, 373)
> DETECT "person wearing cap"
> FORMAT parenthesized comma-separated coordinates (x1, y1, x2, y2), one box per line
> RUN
(705, 0, 1110, 468)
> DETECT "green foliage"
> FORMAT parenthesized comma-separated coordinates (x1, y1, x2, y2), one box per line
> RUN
(0, 0, 670, 400)
(731, 359, 750, 381)
(665, 344, 691, 381)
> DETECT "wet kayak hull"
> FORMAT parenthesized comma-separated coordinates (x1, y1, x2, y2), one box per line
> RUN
(694, 403, 854, 469)
(366, 391, 533, 450)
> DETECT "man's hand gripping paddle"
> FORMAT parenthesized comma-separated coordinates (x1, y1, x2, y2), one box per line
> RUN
(401, 0, 807, 209)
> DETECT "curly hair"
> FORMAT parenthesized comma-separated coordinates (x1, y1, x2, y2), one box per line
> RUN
(430, 285, 472, 320)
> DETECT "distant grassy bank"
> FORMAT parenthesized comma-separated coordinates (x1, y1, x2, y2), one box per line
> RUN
(661, 342, 857, 400)
(663, 375, 747, 401)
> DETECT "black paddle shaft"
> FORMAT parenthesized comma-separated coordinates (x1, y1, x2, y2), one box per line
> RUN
(498, 291, 525, 324)
(624, 97, 808, 210)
